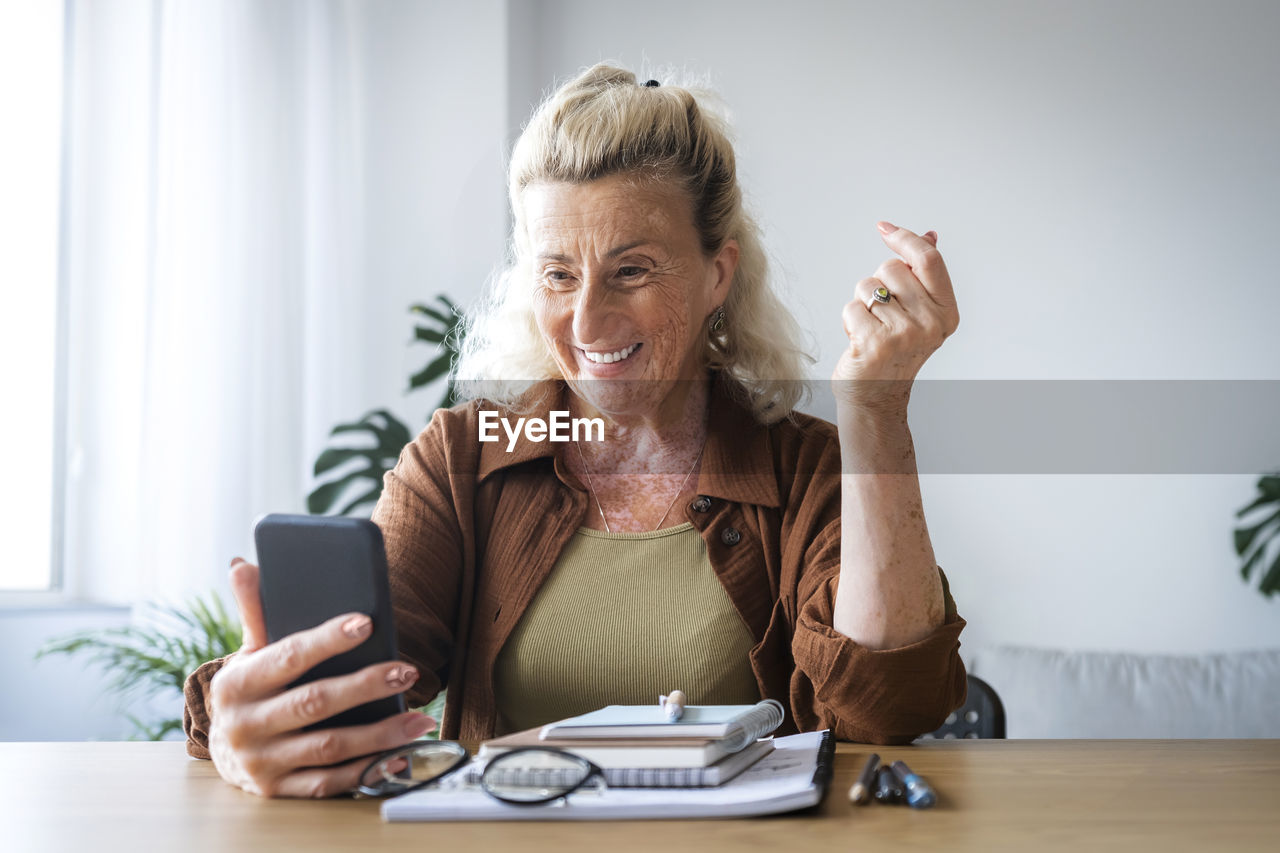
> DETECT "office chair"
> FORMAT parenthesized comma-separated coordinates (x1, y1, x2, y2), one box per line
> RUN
(919, 674, 1006, 739)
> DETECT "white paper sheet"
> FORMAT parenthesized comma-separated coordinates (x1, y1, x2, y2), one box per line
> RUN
(381, 731, 829, 822)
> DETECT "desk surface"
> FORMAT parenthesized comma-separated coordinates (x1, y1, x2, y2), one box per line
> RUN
(4, 739, 1278, 853)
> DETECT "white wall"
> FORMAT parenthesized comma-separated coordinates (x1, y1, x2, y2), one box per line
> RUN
(358, 0, 510, 431)
(505, 0, 1280, 652)
(0, 605, 133, 741)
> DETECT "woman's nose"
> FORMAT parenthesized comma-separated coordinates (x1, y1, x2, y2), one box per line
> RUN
(571, 278, 616, 345)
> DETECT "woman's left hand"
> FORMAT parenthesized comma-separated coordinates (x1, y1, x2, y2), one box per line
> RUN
(833, 222, 959, 414)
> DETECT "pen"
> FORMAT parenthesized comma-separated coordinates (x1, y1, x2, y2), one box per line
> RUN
(890, 760, 937, 809)
(848, 752, 879, 805)
(874, 765, 904, 804)
(659, 690, 686, 722)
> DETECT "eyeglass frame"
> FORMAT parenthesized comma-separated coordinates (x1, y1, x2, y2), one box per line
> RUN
(354, 739, 471, 798)
(478, 745, 607, 806)
(355, 741, 607, 806)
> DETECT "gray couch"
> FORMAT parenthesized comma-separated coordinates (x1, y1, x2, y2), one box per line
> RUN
(963, 645, 1280, 738)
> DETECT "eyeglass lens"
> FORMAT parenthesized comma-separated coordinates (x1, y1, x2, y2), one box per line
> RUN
(481, 749, 596, 804)
(358, 741, 468, 795)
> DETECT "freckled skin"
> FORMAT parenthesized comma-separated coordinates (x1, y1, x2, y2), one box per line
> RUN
(522, 175, 737, 531)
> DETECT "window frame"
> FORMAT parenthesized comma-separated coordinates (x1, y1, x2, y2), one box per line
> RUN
(0, 0, 72, 604)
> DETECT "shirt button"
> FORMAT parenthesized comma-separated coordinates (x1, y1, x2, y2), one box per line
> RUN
(720, 527, 741, 546)
(691, 496, 712, 513)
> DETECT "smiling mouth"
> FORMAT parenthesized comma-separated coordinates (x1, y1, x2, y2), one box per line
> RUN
(581, 343, 641, 365)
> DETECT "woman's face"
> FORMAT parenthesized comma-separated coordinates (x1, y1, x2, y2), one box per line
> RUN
(523, 174, 737, 422)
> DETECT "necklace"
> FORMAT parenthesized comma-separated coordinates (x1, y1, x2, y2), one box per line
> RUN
(573, 438, 705, 534)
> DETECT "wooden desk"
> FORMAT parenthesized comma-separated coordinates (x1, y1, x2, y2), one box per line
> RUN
(4, 739, 1278, 852)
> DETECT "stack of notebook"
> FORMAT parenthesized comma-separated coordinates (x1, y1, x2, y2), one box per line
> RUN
(477, 699, 786, 788)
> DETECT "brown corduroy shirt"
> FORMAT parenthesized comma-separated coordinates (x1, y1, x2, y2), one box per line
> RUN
(183, 378, 967, 757)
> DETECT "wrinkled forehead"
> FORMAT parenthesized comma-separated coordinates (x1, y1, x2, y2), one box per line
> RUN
(516, 174, 697, 257)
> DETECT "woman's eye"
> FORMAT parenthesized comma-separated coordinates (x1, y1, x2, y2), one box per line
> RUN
(543, 270, 575, 287)
(617, 266, 646, 278)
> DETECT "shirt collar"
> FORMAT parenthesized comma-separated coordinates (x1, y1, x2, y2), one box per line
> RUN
(475, 374, 780, 508)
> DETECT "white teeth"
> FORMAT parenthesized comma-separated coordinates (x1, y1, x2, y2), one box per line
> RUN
(583, 344, 639, 364)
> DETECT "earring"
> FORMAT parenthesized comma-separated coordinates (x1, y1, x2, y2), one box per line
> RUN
(709, 306, 726, 334)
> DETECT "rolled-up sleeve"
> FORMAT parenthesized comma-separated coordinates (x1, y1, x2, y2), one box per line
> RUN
(790, 553, 967, 744)
(182, 654, 233, 759)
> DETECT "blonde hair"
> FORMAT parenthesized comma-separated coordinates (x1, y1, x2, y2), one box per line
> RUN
(456, 64, 813, 422)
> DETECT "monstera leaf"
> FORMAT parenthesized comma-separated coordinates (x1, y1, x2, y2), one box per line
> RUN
(1234, 474, 1280, 598)
(307, 409, 414, 516)
(307, 295, 466, 516)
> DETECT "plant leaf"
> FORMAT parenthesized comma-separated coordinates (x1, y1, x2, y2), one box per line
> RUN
(414, 326, 445, 344)
(308, 409, 413, 515)
(1236, 491, 1280, 519)
(410, 690, 447, 740)
(308, 468, 382, 514)
(330, 421, 382, 438)
(409, 353, 453, 390)
(313, 446, 376, 477)
(1232, 508, 1280, 557)
(35, 591, 243, 738)
(382, 414, 413, 449)
(1240, 540, 1269, 582)
(410, 303, 450, 324)
(1259, 475, 1280, 499)
(310, 294, 464, 517)
(337, 486, 384, 517)
(1258, 546, 1280, 597)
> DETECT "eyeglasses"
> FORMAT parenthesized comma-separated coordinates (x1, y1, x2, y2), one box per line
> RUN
(355, 740, 470, 798)
(356, 741, 607, 806)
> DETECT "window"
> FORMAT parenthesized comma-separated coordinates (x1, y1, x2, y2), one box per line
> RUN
(0, 2, 67, 592)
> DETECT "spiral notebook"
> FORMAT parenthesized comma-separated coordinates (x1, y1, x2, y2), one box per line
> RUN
(483, 726, 749, 768)
(381, 731, 833, 822)
(539, 699, 785, 753)
(476, 737, 775, 787)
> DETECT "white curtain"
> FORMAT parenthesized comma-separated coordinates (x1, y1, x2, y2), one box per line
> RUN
(62, 0, 371, 604)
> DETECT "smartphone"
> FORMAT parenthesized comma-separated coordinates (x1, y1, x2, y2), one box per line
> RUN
(253, 513, 406, 729)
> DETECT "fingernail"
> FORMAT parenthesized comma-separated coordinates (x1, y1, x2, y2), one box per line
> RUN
(405, 713, 435, 738)
(230, 556, 245, 568)
(877, 221, 899, 235)
(342, 614, 372, 639)
(386, 666, 418, 688)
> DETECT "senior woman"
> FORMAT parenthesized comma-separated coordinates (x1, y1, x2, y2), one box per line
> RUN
(183, 64, 966, 798)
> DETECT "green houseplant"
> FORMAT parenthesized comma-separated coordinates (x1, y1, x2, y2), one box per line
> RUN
(1235, 473, 1280, 597)
(37, 594, 242, 740)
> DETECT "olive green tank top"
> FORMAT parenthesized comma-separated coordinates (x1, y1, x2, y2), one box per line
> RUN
(492, 523, 760, 734)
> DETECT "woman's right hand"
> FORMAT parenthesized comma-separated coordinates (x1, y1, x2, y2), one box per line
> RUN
(207, 558, 436, 798)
